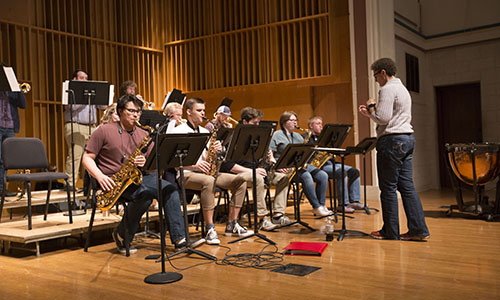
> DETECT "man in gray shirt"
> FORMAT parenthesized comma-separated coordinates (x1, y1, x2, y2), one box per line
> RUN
(359, 58, 429, 241)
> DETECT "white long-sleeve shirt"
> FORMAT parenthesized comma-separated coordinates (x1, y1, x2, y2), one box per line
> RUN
(370, 77, 414, 137)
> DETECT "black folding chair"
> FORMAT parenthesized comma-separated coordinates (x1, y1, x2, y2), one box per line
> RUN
(0, 137, 73, 230)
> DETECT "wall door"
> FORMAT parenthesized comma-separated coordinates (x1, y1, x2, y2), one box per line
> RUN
(436, 83, 482, 188)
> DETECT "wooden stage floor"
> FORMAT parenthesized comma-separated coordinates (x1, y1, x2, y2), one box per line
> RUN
(0, 189, 499, 299)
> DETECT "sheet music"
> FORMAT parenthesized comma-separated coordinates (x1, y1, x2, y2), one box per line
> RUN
(3, 67, 20, 92)
(61, 80, 70, 104)
(162, 91, 171, 110)
(108, 85, 114, 105)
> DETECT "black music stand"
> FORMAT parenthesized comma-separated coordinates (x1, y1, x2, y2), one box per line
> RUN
(216, 127, 234, 151)
(316, 124, 351, 218)
(135, 111, 169, 239)
(225, 124, 275, 245)
(144, 133, 216, 264)
(346, 137, 378, 215)
(316, 146, 368, 242)
(274, 144, 316, 231)
(64, 80, 111, 215)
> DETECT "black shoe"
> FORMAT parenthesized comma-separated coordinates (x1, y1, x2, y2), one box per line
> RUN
(2, 190, 17, 197)
(112, 231, 137, 255)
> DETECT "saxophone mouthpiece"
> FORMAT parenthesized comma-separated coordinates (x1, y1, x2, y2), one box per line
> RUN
(202, 117, 209, 121)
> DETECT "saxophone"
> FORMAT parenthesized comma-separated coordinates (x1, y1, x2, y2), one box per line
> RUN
(96, 122, 154, 211)
(203, 117, 220, 177)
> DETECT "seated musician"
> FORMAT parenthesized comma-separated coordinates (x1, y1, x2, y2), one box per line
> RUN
(269, 111, 332, 217)
(171, 97, 252, 245)
(163, 102, 184, 132)
(204, 105, 233, 133)
(305, 116, 363, 213)
(82, 94, 186, 255)
(222, 107, 291, 231)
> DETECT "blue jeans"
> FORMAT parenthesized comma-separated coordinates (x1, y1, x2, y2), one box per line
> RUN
(322, 160, 361, 205)
(0, 128, 15, 191)
(298, 164, 328, 209)
(120, 173, 185, 244)
(376, 134, 429, 239)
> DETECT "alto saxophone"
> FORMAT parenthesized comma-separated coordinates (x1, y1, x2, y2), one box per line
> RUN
(96, 122, 154, 211)
(203, 117, 220, 177)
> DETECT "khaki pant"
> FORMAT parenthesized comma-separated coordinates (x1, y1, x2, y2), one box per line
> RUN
(64, 123, 94, 186)
(183, 172, 246, 210)
(237, 171, 289, 216)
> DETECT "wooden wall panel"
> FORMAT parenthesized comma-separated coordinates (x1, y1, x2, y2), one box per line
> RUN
(0, 0, 165, 177)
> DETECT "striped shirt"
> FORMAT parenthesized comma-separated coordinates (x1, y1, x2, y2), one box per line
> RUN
(370, 78, 414, 137)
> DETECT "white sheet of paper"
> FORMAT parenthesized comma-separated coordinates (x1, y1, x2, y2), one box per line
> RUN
(61, 80, 70, 104)
(3, 67, 20, 92)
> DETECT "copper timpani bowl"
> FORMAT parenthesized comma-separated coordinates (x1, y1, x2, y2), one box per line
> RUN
(446, 143, 500, 186)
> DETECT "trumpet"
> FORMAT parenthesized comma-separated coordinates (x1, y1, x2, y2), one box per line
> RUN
(213, 112, 239, 127)
(136, 94, 154, 110)
(19, 82, 31, 94)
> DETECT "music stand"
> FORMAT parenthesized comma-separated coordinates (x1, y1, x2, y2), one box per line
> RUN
(144, 133, 217, 265)
(225, 124, 275, 245)
(316, 124, 352, 217)
(0, 65, 21, 92)
(273, 144, 316, 231)
(216, 127, 234, 150)
(315, 146, 368, 242)
(64, 80, 112, 215)
(134, 111, 169, 239)
(346, 137, 378, 215)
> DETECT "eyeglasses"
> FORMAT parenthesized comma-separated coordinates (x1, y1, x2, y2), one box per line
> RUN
(125, 108, 142, 115)
(373, 71, 381, 78)
(287, 118, 298, 122)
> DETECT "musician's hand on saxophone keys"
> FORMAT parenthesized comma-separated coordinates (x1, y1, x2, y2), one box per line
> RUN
(134, 155, 146, 167)
(97, 174, 116, 192)
(213, 140, 222, 152)
(278, 168, 290, 174)
(196, 161, 212, 173)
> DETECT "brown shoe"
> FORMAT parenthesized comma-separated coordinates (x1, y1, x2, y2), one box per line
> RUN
(370, 231, 386, 240)
(400, 233, 429, 241)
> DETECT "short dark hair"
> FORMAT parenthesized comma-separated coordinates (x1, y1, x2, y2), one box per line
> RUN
(240, 107, 263, 122)
(279, 110, 297, 128)
(72, 69, 88, 80)
(119, 80, 138, 96)
(116, 94, 143, 115)
(371, 58, 397, 77)
(185, 97, 204, 111)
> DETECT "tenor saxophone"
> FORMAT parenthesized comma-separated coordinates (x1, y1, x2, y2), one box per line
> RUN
(96, 122, 154, 211)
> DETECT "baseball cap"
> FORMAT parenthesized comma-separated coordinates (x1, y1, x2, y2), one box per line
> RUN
(217, 105, 232, 116)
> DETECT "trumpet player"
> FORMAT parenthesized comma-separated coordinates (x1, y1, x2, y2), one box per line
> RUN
(204, 105, 234, 133)
(0, 63, 26, 197)
(269, 111, 332, 217)
(305, 116, 362, 213)
(171, 98, 252, 245)
(119, 80, 154, 109)
(223, 107, 291, 231)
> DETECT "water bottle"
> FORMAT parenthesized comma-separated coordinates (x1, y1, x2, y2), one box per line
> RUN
(324, 216, 334, 241)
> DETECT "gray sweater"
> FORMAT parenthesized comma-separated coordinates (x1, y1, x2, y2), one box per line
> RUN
(370, 77, 414, 137)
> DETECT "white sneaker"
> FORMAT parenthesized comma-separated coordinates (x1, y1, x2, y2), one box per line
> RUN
(272, 214, 292, 226)
(322, 206, 333, 215)
(313, 206, 332, 217)
(205, 227, 220, 245)
(259, 216, 278, 231)
(225, 221, 254, 237)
